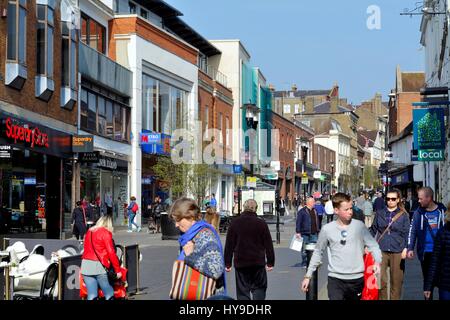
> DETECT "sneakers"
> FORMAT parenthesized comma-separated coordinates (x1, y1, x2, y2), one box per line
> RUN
(127, 230, 133, 233)
(137, 227, 142, 232)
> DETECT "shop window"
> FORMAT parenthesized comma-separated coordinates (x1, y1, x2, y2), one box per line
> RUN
(80, 13, 106, 54)
(61, 19, 77, 90)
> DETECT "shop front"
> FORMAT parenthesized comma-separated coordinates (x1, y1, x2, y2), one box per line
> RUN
(0, 112, 73, 238)
(79, 153, 129, 226)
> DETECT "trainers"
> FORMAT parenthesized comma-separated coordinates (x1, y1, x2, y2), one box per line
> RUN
(127, 230, 133, 233)
(137, 227, 141, 232)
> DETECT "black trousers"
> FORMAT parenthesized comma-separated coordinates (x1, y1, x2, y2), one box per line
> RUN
(326, 215, 334, 224)
(327, 276, 364, 300)
(73, 223, 86, 240)
(235, 266, 267, 300)
(421, 252, 434, 300)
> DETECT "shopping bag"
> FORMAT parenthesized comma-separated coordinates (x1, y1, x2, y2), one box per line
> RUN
(79, 267, 128, 299)
(169, 260, 216, 300)
(361, 253, 379, 300)
(289, 235, 303, 252)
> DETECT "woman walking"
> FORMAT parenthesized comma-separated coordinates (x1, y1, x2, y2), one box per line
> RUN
(424, 208, 450, 300)
(204, 206, 220, 231)
(127, 196, 141, 232)
(370, 188, 410, 300)
(170, 198, 226, 298)
(80, 215, 122, 300)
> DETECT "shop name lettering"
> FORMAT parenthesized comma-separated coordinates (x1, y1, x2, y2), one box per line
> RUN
(5, 117, 49, 148)
(73, 136, 93, 146)
(99, 158, 117, 169)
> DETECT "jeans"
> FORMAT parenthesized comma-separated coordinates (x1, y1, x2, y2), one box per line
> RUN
(439, 289, 450, 301)
(301, 234, 318, 266)
(83, 274, 114, 300)
(128, 213, 139, 230)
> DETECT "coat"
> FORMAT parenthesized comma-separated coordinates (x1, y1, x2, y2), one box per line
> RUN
(296, 206, 320, 235)
(369, 208, 410, 253)
(82, 227, 121, 273)
(424, 223, 450, 291)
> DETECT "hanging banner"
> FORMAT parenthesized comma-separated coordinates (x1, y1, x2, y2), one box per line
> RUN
(413, 108, 446, 150)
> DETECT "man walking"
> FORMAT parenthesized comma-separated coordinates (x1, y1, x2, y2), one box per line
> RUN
(296, 197, 320, 268)
(152, 196, 164, 233)
(325, 196, 334, 224)
(301, 193, 381, 300)
(224, 199, 275, 300)
(373, 191, 385, 212)
(407, 186, 447, 300)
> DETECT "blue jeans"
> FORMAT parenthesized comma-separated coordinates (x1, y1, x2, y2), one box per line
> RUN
(439, 289, 450, 301)
(83, 274, 114, 300)
(128, 213, 139, 230)
(301, 234, 318, 266)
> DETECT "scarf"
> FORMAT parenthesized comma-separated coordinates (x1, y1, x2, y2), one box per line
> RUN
(177, 220, 227, 293)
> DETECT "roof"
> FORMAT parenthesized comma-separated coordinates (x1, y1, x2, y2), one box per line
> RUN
(357, 130, 377, 148)
(313, 101, 353, 113)
(273, 90, 330, 98)
(136, 0, 221, 57)
(400, 72, 425, 92)
(389, 121, 413, 144)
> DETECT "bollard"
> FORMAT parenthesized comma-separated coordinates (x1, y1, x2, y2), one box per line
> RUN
(276, 211, 281, 244)
(305, 243, 318, 300)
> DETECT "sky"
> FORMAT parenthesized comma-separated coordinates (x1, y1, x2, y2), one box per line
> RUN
(165, 0, 424, 105)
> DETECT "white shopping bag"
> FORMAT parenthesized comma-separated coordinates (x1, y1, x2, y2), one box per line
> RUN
(289, 235, 303, 252)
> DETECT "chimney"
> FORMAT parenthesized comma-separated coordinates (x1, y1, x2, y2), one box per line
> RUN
(305, 96, 315, 113)
(269, 84, 275, 92)
(330, 96, 339, 113)
(291, 84, 297, 92)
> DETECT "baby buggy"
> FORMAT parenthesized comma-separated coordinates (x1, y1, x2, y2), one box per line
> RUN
(147, 215, 156, 234)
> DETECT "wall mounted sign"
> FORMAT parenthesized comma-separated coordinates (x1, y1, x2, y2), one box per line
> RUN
(5, 117, 49, 148)
(413, 108, 446, 150)
(72, 135, 94, 153)
(79, 151, 100, 163)
(0, 145, 11, 158)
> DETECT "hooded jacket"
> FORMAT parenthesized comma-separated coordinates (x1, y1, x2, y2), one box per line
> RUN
(407, 202, 447, 261)
(424, 223, 450, 291)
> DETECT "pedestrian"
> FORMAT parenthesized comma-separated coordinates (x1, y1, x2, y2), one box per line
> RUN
(279, 197, 286, 216)
(72, 201, 87, 241)
(407, 186, 447, 300)
(209, 193, 217, 209)
(363, 195, 374, 228)
(405, 190, 419, 221)
(301, 193, 382, 300)
(424, 207, 450, 300)
(314, 199, 325, 229)
(127, 196, 141, 233)
(369, 188, 410, 300)
(205, 206, 220, 231)
(296, 197, 320, 268)
(224, 199, 274, 300)
(352, 202, 365, 223)
(356, 191, 366, 211)
(171, 198, 226, 298)
(293, 193, 300, 210)
(152, 196, 164, 233)
(373, 191, 385, 212)
(325, 196, 334, 224)
(80, 215, 122, 300)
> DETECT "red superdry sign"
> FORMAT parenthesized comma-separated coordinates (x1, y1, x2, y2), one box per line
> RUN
(5, 117, 49, 148)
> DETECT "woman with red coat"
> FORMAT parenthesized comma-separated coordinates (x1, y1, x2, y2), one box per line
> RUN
(81, 215, 122, 300)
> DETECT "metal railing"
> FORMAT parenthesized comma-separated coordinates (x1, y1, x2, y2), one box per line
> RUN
(199, 64, 228, 88)
(79, 42, 132, 97)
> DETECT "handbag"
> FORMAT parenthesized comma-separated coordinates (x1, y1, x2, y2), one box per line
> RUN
(90, 230, 117, 285)
(169, 260, 216, 300)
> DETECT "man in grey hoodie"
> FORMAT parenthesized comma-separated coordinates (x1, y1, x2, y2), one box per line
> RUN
(301, 193, 382, 300)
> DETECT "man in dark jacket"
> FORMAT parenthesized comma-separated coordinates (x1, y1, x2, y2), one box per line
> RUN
(72, 201, 87, 240)
(224, 199, 275, 300)
(296, 197, 320, 268)
(373, 191, 385, 212)
(407, 186, 447, 300)
(152, 196, 164, 233)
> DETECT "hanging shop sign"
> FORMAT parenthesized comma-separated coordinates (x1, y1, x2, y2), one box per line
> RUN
(79, 151, 100, 163)
(0, 145, 11, 158)
(72, 135, 94, 153)
(233, 164, 243, 174)
(140, 132, 161, 144)
(140, 131, 171, 156)
(413, 108, 446, 150)
(418, 149, 445, 161)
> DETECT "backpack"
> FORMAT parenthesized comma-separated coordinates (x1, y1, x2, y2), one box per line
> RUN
(132, 203, 138, 213)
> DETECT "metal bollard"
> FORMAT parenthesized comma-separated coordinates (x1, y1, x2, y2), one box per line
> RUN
(305, 243, 318, 300)
(276, 212, 281, 244)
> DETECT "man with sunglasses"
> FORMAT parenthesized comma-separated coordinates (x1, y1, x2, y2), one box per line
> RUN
(407, 186, 447, 300)
(301, 193, 381, 300)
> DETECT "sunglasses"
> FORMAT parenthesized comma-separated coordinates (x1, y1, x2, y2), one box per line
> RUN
(340, 230, 348, 245)
(386, 197, 398, 202)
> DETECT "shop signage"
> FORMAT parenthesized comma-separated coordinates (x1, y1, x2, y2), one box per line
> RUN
(418, 149, 444, 161)
(320, 175, 326, 181)
(301, 177, 309, 184)
(140, 132, 171, 156)
(233, 164, 243, 174)
(413, 108, 446, 150)
(0, 145, 11, 158)
(313, 171, 322, 179)
(24, 177, 37, 185)
(140, 132, 161, 144)
(72, 135, 94, 153)
(98, 157, 118, 170)
(246, 176, 257, 188)
(79, 152, 99, 163)
(4, 117, 49, 148)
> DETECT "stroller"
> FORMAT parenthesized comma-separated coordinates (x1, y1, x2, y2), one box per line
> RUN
(147, 215, 156, 234)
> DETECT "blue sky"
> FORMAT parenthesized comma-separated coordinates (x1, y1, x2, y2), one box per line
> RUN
(165, 0, 424, 105)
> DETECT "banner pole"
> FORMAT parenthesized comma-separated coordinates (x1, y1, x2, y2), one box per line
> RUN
(58, 257, 62, 300)
(5, 266, 10, 300)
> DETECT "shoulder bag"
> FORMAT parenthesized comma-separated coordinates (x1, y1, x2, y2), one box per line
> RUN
(90, 230, 117, 285)
(376, 210, 405, 243)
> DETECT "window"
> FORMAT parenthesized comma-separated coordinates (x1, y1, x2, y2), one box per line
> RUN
(205, 106, 209, 138)
(7, 0, 27, 64)
(62, 20, 77, 89)
(80, 14, 106, 54)
(218, 112, 223, 144)
(283, 104, 291, 114)
(37, 4, 54, 77)
(226, 116, 230, 146)
(80, 87, 131, 143)
(140, 8, 148, 19)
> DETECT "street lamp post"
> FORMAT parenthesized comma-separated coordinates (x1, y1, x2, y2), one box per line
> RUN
(330, 161, 335, 194)
(243, 101, 259, 184)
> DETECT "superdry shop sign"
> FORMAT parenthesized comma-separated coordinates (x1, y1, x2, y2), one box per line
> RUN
(0, 113, 72, 158)
(72, 135, 94, 153)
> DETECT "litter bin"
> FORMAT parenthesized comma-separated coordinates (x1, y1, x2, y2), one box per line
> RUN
(160, 212, 180, 240)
